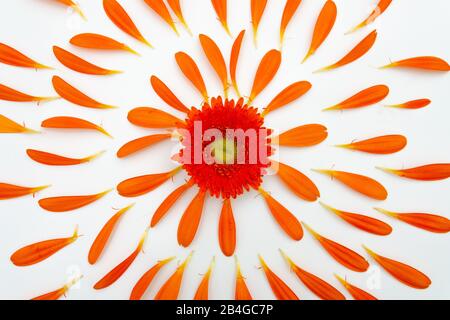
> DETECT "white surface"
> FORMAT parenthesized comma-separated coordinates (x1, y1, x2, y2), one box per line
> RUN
(0, 0, 449, 300)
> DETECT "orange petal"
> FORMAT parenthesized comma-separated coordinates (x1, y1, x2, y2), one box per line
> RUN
(335, 274, 377, 300)
(53, 46, 121, 75)
(375, 208, 450, 234)
(117, 167, 181, 197)
(229, 30, 245, 96)
(144, 0, 178, 34)
(175, 52, 208, 100)
(218, 198, 236, 256)
(324, 85, 389, 111)
(26, 149, 104, 166)
(167, 0, 191, 34)
(130, 257, 175, 300)
(378, 163, 450, 181)
(280, 0, 303, 48)
(154, 252, 193, 300)
(304, 223, 369, 272)
(194, 257, 215, 300)
(302, 0, 337, 63)
(199, 34, 228, 96)
(235, 256, 252, 300)
(39, 189, 111, 212)
(32, 275, 83, 300)
(249, 49, 282, 104)
(41, 116, 112, 137)
(259, 188, 303, 240)
(94, 230, 148, 290)
(117, 133, 172, 158)
(263, 81, 312, 116)
(127, 107, 184, 128)
(316, 30, 377, 72)
(70, 33, 138, 55)
(103, 0, 152, 47)
(273, 161, 320, 202)
(385, 99, 431, 110)
(276, 124, 327, 148)
(363, 246, 431, 289)
(52, 76, 116, 109)
(314, 169, 388, 200)
(211, 0, 230, 36)
(0, 42, 52, 69)
(280, 250, 345, 300)
(0, 83, 58, 103)
(150, 76, 190, 113)
(88, 204, 134, 265)
(0, 183, 49, 200)
(380, 56, 450, 72)
(259, 255, 299, 300)
(55, 0, 86, 20)
(150, 180, 194, 227)
(320, 202, 392, 236)
(337, 135, 407, 154)
(348, 0, 392, 34)
(0, 114, 38, 134)
(11, 226, 79, 266)
(251, 0, 268, 46)
(177, 190, 207, 247)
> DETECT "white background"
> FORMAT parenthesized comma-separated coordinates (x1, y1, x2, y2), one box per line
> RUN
(0, 0, 449, 300)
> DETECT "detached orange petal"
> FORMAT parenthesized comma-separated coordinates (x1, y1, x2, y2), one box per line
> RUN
(259, 188, 303, 240)
(276, 124, 327, 148)
(385, 99, 431, 110)
(11, 227, 79, 266)
(94, 230, 148, 289)
(263, 81, 312, 116)
(117, 167, 181, 197)
(280, 0, 303, 48)
(154, 252, 193, 300)
(177, 190, 207, 247)
(194, 257, 215, 300)
(249, 49, 282, 104)
(88, 204, 134, 265)
(218, 198, 236, 256)
(150, 76, 190, 113)
(130, 257, 175, 300)
(302, 0, 337, 63)
(324, 85, 389, 111)
(235, 256, 252, 300)
(128, 107, 184, 128)
(199, 34, 228, 96)
(316, 30, 377, 72)
(103, 0, 152, 47)
(378, 163, 450, 181)
(144, 0, 178, 34)
(348, 0, 392, 34)
(314, 169, 388, 200)
(320, 202, 392, 236)
(259, 255, 299, 300)
(304, 223, 369, 272)
(273, 161, 320, 202)
(0, 83, 58, 103)
(211, 0, 230, 36)
(175, 52, 208, 100)
(39, 189, 111, 212)
(55, 0, 86, 20)
(335, 274, 377, 300)
(0, 183, 49, 200)
(52, 76, 117, 109)
(32, 275, 83, 300)
(337, 135, 407, 154)
(251, 0, 267, 46)
(26, 149, 104, 166)
(0, 114, 38, 134)
(380, 56, 450, 72)
(41, 116, 112, 137)
(363, 246, 431, 289)
(167, 0, 191, 34)
(375, 208, 450, 234)
(0, 43, 51, 69)
(229, 30, 245, 96)
(117, 133, 172, 158)
(281, 250, 345, 300)
(70, 33, 138, 55)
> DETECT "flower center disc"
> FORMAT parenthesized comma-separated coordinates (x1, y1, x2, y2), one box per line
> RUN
(179, 97, 273, 199)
